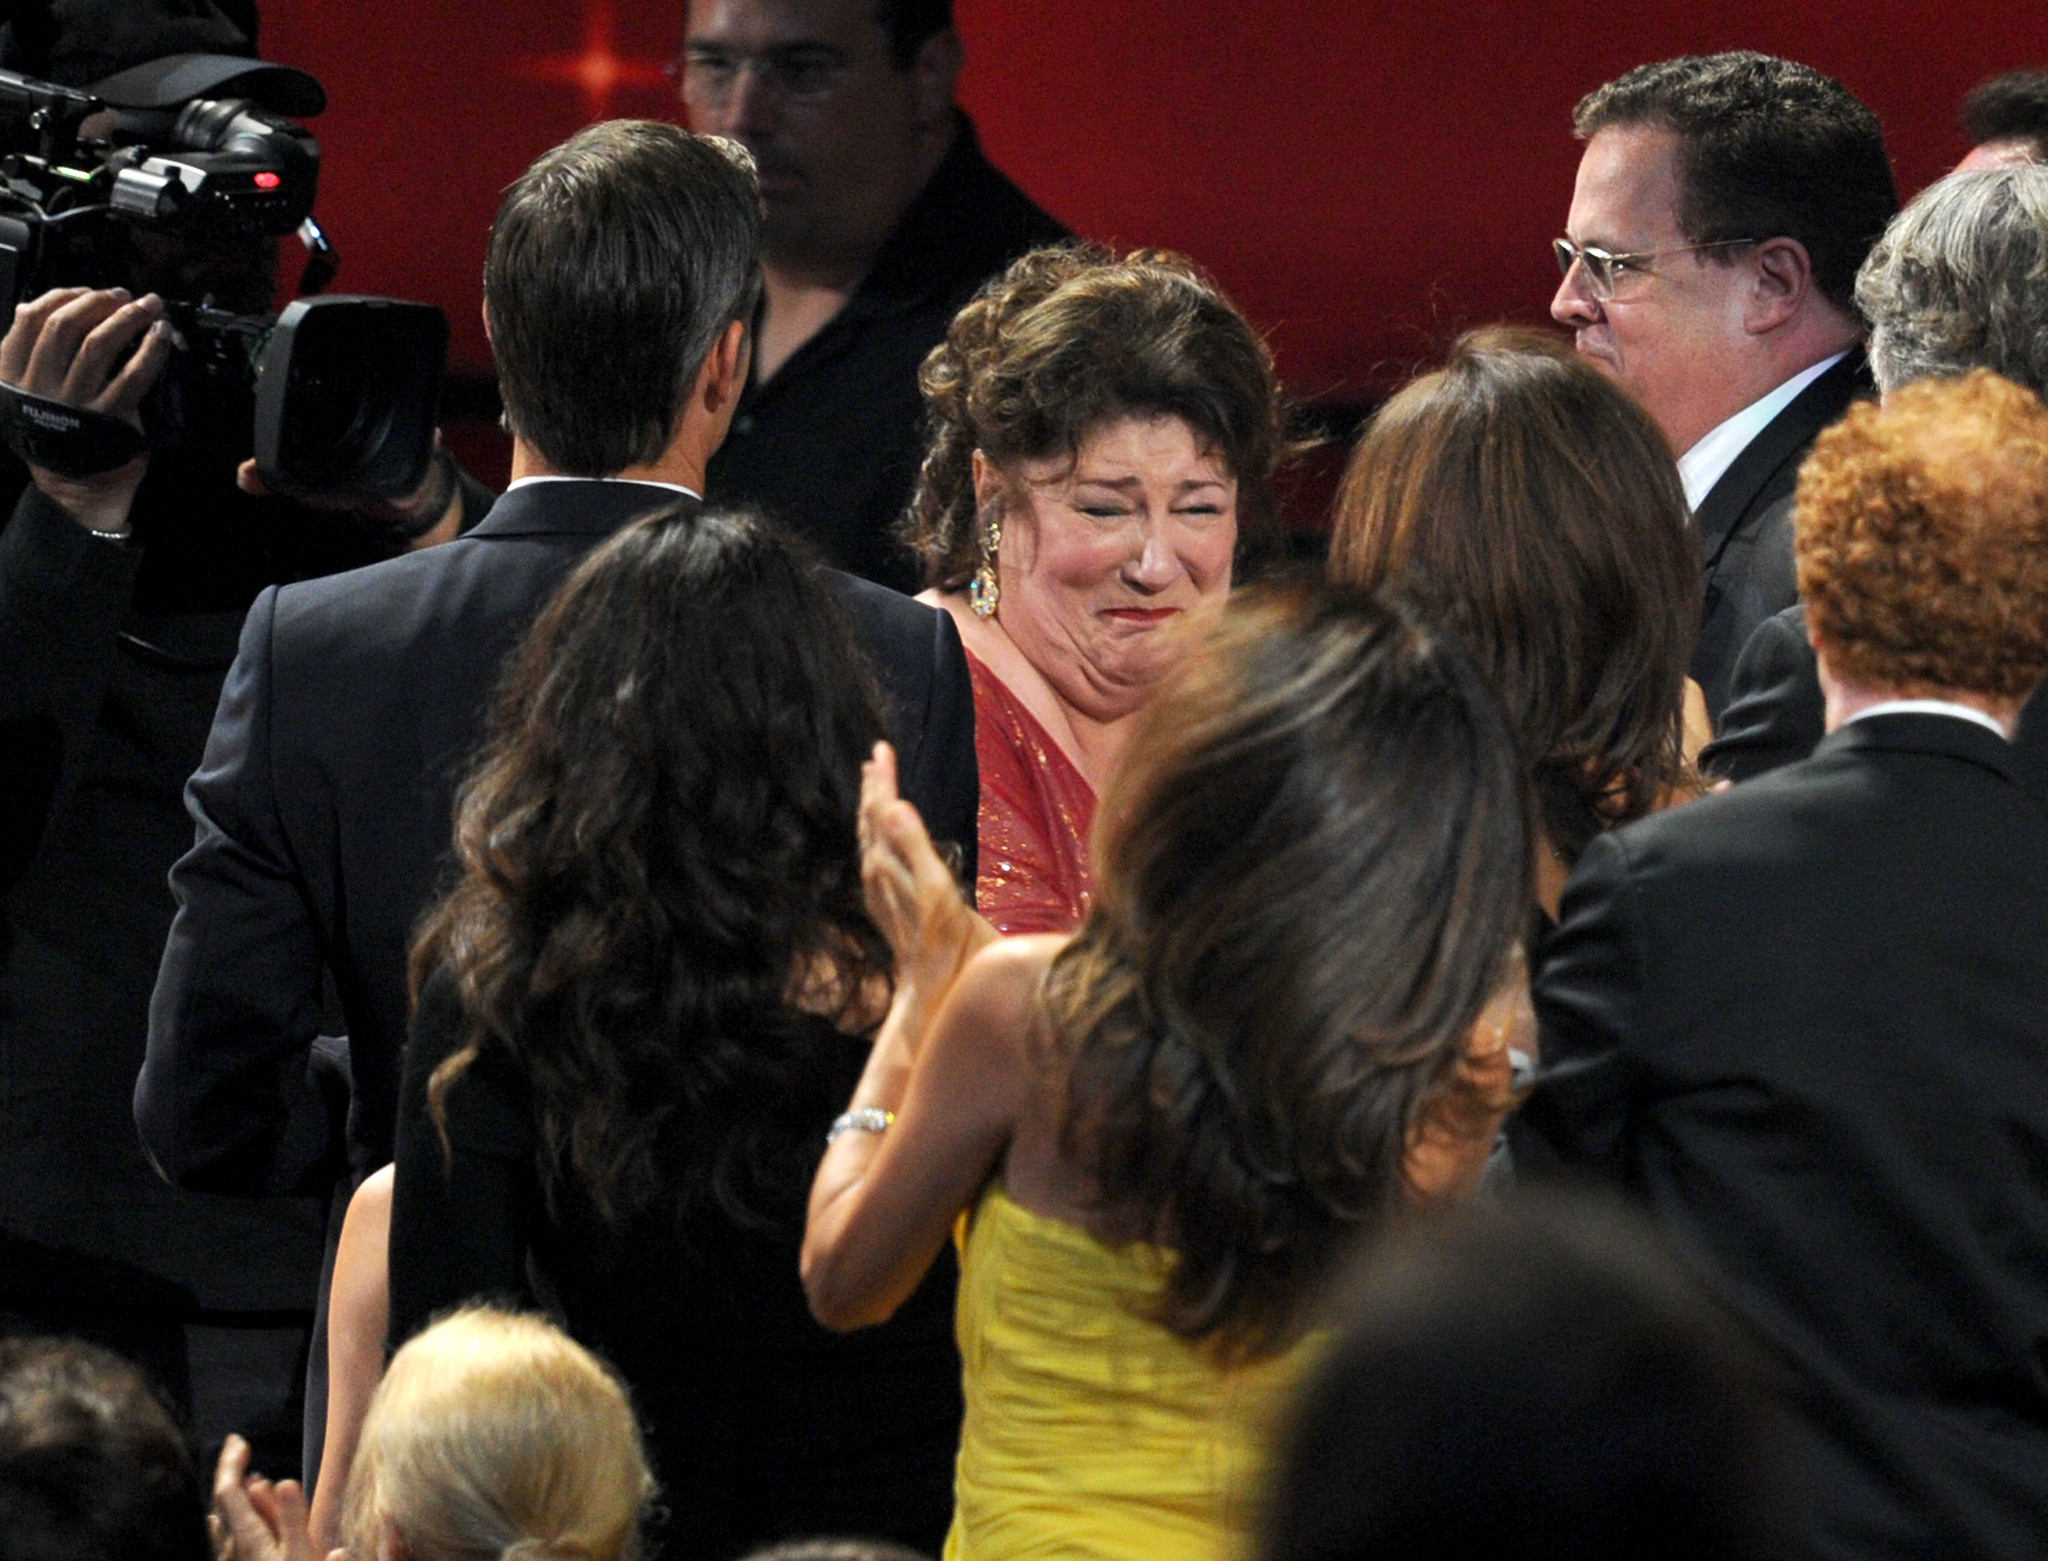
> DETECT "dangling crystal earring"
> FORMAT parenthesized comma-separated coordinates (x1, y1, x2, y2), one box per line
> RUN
(969, 510, 1002, 619)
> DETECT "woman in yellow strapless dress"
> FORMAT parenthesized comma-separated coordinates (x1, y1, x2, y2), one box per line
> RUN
(805, 586, 1539, 1561)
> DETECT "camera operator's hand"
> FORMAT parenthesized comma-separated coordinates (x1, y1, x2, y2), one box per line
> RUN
(0, 287, 172, 537)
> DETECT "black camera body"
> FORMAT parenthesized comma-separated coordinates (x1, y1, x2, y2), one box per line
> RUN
(0, 58, 446, 500)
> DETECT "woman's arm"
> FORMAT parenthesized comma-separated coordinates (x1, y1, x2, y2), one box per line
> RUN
(801, 743, 1042, 1332)
(802, 934, 1054, 1331)
(307, 1166, 391, 1550)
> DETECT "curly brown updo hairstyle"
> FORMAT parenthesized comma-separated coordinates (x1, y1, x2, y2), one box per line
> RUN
(1796, 370, 2048, 697)
(1043, 584, 1533, 1363)
(1331, 327, 1698, 865)
(902, 244, 1290, 590)
(411, 505, 891, 1226)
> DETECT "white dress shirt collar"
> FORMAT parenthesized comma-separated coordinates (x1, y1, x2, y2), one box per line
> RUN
(1844, 699, 2010, 742)
(1678, 351, 1849, 513)
(503, 475, 702, 498)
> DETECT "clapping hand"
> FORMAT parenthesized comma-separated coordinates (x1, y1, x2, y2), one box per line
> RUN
(211, 1434, 340, 1561)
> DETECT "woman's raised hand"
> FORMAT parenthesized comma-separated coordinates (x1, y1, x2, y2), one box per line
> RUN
(861, 742, 995, 1017)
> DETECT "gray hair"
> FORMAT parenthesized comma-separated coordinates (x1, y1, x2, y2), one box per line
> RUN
(1856, 165, 2048, 398)
(486, 122, 762, 476)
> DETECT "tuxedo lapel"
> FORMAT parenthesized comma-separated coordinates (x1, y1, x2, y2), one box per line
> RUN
(1694, 351, 1870, 571)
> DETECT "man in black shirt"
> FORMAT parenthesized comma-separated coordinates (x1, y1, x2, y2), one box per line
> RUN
(681, 0, 1068, 591)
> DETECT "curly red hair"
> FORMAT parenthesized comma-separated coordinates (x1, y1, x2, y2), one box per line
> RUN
(1795, 370, 2048, 698)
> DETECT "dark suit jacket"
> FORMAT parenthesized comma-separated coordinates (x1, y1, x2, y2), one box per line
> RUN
(1702, 603, 2048, 806)
(138, 479, 977, 1193)
(1691, 351, 1871, 722)
(1517, 714, 2048, 1559)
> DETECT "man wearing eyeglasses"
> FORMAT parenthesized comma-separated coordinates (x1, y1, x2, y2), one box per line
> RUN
(680, 0, 1067, 592)
(1550, 53, 1897, 723)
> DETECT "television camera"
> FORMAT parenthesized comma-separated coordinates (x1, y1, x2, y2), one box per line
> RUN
(0, 55, 446, 500)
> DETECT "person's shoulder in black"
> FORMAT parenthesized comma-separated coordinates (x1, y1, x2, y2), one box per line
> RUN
(392, 959, 962, 1561)
(1706, 601, 2048, 811)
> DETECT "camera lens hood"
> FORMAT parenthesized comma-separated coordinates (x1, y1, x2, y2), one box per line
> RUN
(91, 53, 325, 118)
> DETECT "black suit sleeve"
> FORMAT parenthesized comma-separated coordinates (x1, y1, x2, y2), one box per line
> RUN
(0, 487, 143, 890)
(137, 586, 340, 1195)
(830, 574, 979, 893)
(1511, 831, 1652, 1177)
(387, 970, 532, 1350)
(1699, 606, 1825, 784)
(902, 603, 978, 893)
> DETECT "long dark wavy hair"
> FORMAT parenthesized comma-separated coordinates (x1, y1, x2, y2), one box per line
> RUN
(410, 506, 891, 1226)
(1043, 585, 1533, 1363)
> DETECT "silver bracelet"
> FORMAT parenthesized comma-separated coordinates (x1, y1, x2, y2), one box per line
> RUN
(826, 1107, 895, 1143)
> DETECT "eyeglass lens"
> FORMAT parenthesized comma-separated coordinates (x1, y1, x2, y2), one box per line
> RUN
(1553, 239, 1615, 298)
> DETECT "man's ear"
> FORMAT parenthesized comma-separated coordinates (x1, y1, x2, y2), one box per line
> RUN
(910, 26, 963, 129)
(1745, 237, 1814, 334)
(698, 316, 748, 416)
(480, 299, 494, 351)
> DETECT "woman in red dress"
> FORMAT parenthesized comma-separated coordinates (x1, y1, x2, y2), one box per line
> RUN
(901, 246, 1290, 933)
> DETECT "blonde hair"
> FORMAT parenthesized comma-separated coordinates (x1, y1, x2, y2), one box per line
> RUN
(342, 1308, 653, 1561)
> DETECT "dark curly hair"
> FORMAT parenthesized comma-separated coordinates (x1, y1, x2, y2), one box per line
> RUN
(411, 505, 891, 1226)
(1043, 584, 1532, 1362)
(902, 244, 1290, 590)
(1961, 68, 2048, 158)
(1331, 327, 1698, 865)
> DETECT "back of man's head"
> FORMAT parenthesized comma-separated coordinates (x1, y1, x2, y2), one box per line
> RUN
(1574, 52, 1898, 317)
(874, 0, 953, 66)
(1797, 371, 2048, 702)
(0, 1337, 208, 1561)
(1856, 165, 2048, 398)
(485, 119, 762, 477)
(1961, 68, 2048, 162)
(1261, 1198, 1785, 1561)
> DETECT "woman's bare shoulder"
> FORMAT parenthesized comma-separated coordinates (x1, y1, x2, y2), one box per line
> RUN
(950, 934, 1068, 1024)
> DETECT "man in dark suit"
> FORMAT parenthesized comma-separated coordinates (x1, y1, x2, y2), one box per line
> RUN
(1707, 165, 2048, 794)
(136, 120, 976, 1472)
(1517, 371, 2048, 1558)
(1550, 52, 1896, 721)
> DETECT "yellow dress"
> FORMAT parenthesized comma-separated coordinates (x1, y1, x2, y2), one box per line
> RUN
(943, 1182, 1323, 1561)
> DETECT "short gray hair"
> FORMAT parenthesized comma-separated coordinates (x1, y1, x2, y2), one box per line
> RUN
(1856, 165, 2048, 398)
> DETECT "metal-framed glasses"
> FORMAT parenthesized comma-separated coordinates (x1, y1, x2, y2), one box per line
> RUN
(672, 43, 862, 106)
(1552, 237, 1758, 301)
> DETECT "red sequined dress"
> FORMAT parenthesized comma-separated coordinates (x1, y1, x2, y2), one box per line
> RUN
(966, 650, 1097, 935)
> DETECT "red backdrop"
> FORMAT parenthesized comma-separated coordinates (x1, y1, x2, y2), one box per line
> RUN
(256, 0, 2048, 481)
